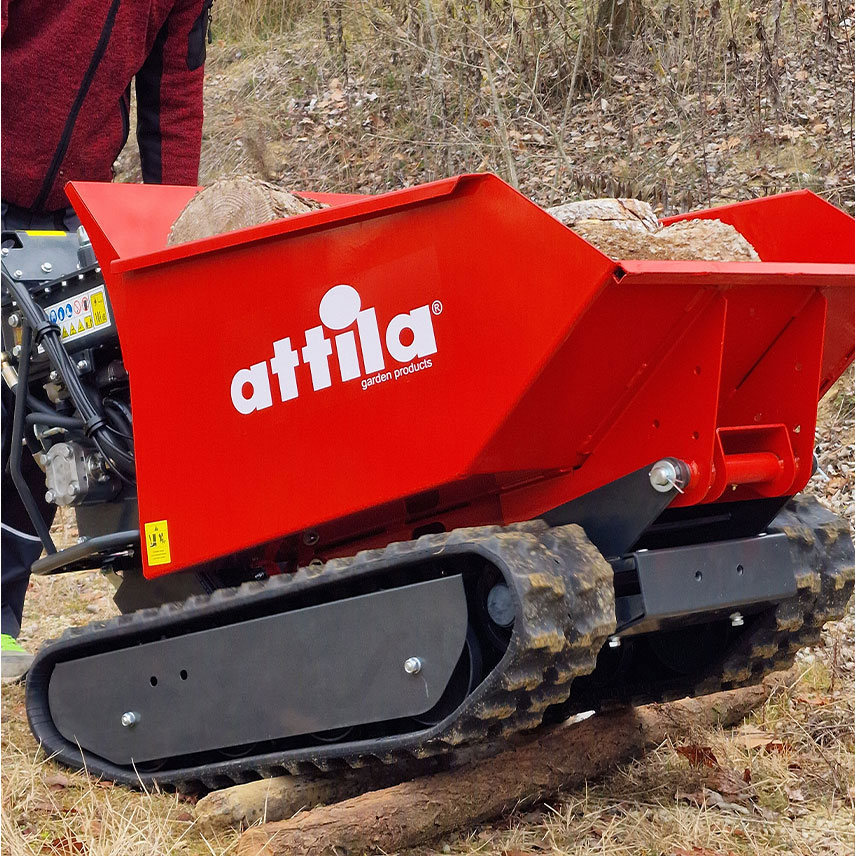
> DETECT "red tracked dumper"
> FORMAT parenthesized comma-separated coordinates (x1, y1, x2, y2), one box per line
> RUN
(1, 174, 853, 789)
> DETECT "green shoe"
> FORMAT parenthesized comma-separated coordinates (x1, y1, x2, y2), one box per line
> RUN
(1, 634, 33, 684)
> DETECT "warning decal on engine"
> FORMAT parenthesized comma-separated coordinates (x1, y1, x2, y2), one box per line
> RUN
(44, 284, 112, 343)
(144, 520, 172, 566)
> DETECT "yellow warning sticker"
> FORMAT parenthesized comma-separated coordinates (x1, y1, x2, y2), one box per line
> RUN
(45, 284, 112, 344)
(24, 230, 66, 236)
(144, 520, 171, 566)
(91, 291, 109, 326)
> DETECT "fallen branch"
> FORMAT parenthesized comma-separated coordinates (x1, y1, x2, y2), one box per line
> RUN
(238, 668, 799, 856)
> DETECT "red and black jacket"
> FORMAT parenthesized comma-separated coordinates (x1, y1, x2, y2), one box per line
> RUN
(1, 0, 210, 213)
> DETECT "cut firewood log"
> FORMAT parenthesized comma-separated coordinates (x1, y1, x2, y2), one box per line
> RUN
(547, 197, 661, 232)
(237, 668, 798, 856)
(547, 198, 760, 261)
(167, 177, 326, 246)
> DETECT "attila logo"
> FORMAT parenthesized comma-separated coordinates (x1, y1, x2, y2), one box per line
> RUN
(230, 284, 439, 414)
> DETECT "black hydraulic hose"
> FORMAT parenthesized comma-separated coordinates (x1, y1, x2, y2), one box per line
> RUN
(10, 325, 56, 554)
(102, 397, 132, 440)
(26, 412, 85, 430)
(26, 394, 55, 415)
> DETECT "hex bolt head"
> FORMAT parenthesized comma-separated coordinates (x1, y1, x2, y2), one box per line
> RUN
(404, 657, 422, 675)
(68, 482, 80, 496)
(7, 313, 21, 328)
(730, 612, 744, 627)
(120, 711, 140, 728)
(608, 635, 621, 648)
(1, 247, 8, 256)
(11, 345, 21, 357)
(41, 262, 53, 273)
(76, 358, 90, 373)
(49, 370, 60, 383)
(13, 270, 23, 279)
(44, 490, 55, 503)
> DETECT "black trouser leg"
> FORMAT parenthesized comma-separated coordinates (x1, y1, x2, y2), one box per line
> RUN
(1, 203, 76, 638)
(1, 385, 56, 637)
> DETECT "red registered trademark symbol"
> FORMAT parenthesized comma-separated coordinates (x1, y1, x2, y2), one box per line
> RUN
(431, 300, 443, 315)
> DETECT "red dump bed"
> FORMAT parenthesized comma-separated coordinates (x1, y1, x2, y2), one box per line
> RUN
(67, 174, 855, 577)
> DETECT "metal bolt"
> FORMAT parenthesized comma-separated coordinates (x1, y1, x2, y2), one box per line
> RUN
(608, 635, 621, 648)
(649, 459, 679, 493)
(76, 358, 90, 373)
(49, 370, 60, 383)
(63, 445, 74, 460)
(45, 490, 55, 503)
(403, 657, 422, 675)
(303, 531, 320, 546)
(730, 612, 744, 627)
(68, 482, 80, 496)
(120, 711, 140, 728)
(7, 313, 21, 328)
(77, 536, 88, 545)
(1, 247, 8, 255)
(41, 262, 53, 273)
(13, 270, 23, 278)
(486, 582, 515, 628)
(11, 345, 21, 357)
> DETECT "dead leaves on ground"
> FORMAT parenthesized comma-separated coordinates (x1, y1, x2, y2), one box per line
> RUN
(671, 848, 740, 856)
(673, 730, 810, 820)
(675, 745, 720, 768)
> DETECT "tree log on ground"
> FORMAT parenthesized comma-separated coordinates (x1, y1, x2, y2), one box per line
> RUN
(194, 759, 444, 834)
(237, 668, 798, 856)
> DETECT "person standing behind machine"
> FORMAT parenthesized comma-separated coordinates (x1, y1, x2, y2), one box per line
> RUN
(1, 0, 211, 681)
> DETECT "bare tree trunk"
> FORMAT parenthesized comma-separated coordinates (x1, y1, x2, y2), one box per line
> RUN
(238, 668, 797, 856)
(594, 0, 640, 53)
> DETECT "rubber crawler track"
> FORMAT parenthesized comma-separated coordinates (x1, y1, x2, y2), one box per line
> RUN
(27, 521, 615, 790)
(565, 496, 855, 713)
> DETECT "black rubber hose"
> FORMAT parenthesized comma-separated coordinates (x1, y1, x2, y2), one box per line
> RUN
(10, 324, 56, 553)
(26, 394, 55, 414)
(26, 412, 85, 429)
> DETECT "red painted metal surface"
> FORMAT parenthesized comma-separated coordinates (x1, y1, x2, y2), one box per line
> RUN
(65, 175, 855, 578)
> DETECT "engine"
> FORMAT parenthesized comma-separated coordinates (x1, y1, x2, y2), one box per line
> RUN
(1, 227, 137, 559)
